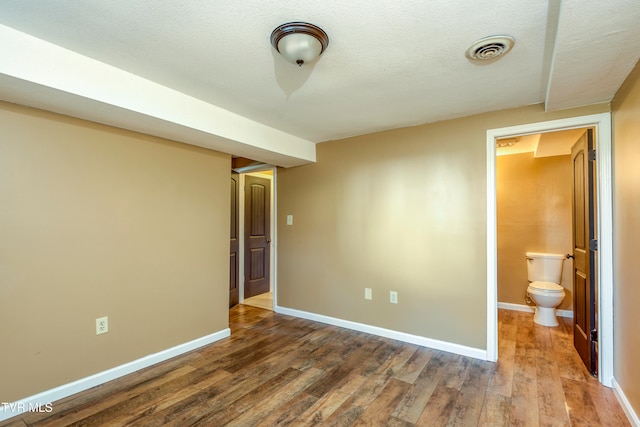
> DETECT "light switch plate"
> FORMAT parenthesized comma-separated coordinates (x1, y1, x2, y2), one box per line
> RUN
(96, 316, 109, 335)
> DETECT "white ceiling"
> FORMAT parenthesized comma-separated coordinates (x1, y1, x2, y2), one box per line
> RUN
(1, 1, 639, 167)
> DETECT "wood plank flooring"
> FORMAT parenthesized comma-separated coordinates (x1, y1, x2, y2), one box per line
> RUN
(0, 307, 630, 426)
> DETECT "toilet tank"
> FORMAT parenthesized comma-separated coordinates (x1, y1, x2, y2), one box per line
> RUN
(526, 252, 564, 283)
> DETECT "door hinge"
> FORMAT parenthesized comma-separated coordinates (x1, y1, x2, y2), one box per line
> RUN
(590, 239, 598, 251)
(588, 149, 596, 161)
(590, 329, 598, 342)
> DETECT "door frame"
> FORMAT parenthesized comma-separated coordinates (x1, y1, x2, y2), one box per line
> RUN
(486, 112, 613, 387)
(230, 171, 240, 308)
(236, 167, 277, 306)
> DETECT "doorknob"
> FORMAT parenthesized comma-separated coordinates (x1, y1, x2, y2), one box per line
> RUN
(566, 254, 575, 259)
(266, 239, 271, 244)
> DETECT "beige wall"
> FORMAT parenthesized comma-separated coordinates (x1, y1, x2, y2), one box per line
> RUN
(497, 153, 573, 310)
(0, 103, 230, 402)
(612, 60, 640, 416)
(277, 102, 608, 350)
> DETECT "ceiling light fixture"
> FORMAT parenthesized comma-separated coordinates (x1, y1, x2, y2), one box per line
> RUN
(466, 35, 515, 61)
(270, 22, 329, 66)
(496, 137, 519, 148)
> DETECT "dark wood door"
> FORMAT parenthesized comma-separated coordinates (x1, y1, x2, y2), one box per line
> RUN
(229, 172, 239, 308)
(244, 175, 271, 298)
(571, 129, 597, 375)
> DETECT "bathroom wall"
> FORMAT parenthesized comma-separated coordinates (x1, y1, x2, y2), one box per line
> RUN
(497, 152, 573, 310)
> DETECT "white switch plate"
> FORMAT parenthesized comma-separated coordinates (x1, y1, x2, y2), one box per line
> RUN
(286, 214, 293, 225)
(365, 288, 372, 300)
(390, 291, 398, 304)
(96, 316, 109, 335)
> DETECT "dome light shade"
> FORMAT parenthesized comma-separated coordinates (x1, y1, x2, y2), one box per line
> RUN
(270, 22, 329, 66)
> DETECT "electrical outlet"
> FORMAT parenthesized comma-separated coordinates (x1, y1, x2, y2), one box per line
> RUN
(96, 316, 109, 335)
(390, 291, 398, 304)
(365, 288, 372, 300)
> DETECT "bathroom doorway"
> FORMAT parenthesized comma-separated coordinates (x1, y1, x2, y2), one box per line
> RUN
(494, 127, 597, 376)
(486, 113, 613, 386)
(495, 130, 577, 318)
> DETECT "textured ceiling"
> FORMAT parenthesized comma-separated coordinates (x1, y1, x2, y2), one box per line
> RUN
(1, 1, 639, 166)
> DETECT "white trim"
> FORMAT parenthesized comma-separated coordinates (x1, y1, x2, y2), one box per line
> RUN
(272, 168, 278, 309)
(497, 302, 573, 318)
(269, 170, 276, 295)
(487, 112, 613, 386)
(595, 116, 614, 387)
(0, 329, 230, 422)
(487, 138, 498, 362)
(238, 173, 245, 302)
(275, 306, 487, 360)
(612, 378, 640, 427)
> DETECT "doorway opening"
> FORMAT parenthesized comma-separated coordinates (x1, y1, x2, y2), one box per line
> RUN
(486, 113, 613, 387)
(230, 159, 276, 311)
(495, 127, 597, 376)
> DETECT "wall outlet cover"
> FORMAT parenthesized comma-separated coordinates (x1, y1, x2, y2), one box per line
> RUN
(390, 291, 398, 304)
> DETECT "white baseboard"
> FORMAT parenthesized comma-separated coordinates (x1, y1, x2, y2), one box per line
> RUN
(274, 305, 487, 360)
(612, 378, 640, 427)
(0, 328, 230, 422)
(498, 302, 573, 318)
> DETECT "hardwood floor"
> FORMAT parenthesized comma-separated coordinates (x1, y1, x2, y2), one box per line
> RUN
(1, 307, 630, 426)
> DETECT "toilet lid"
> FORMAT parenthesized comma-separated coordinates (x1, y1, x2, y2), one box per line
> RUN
(529, 281, 564, 292)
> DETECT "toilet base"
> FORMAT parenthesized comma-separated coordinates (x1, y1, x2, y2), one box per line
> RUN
(533, 306, 559, 327)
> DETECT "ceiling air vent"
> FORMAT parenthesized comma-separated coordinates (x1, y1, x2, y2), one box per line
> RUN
(465, 35, 515, 61)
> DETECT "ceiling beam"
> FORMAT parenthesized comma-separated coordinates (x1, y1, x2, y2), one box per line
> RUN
(0, 24, 316, 168)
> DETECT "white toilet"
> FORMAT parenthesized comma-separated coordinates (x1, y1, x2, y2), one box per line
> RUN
(526, 252, 566, 327)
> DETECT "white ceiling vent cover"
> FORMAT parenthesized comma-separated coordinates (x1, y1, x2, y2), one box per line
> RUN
(465, 35, 515, 61)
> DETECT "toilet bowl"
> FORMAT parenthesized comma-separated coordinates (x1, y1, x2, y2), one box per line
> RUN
(525, 252, 566, 326)
(527, 281, 565, 326)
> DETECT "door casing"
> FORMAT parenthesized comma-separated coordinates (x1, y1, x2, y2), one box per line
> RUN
(230, 172, 240, 308)
(486, 113, 613, 387)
